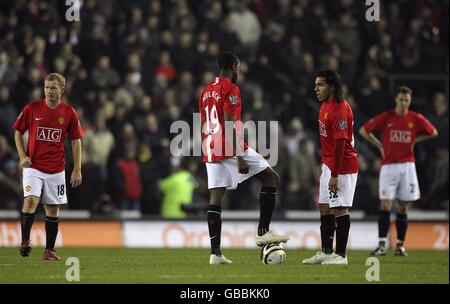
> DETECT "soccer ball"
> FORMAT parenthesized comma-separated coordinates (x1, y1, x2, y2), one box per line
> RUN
(260, 243, 286, 264)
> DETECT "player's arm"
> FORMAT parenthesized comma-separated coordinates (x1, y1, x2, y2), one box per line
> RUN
(329, 111, 350, 192)
(414, 128, 438, 145)
(14, 130, 32, 168)
(224, 112, 248, 174)
(359, 126, 385, 159)
(70, 139, 82, 187)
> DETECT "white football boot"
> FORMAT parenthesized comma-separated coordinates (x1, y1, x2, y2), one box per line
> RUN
(370, 245, 387, 256)
(209, 254, 233, 265)
(302, 251, 334, 265)
(255, 230, 290, 247)
(321, 253, 348, 265)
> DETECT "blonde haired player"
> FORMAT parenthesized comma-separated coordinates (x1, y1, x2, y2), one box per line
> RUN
(13, 73, 84, 260)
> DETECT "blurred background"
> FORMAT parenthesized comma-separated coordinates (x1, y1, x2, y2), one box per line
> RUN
(0, 0, 448, 224)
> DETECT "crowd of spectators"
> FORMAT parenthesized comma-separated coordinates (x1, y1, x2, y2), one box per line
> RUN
(0, 0, 448, 216)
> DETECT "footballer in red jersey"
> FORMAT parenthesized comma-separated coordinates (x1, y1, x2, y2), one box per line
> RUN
(199, 52, 288, 265)
(303, 70, 358, 266)
(199, 76, 248, 163)
(359, 86, 438, 257)
(12, 73, 84, 261)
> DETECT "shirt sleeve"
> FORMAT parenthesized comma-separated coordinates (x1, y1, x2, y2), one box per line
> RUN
(363, 113, 386, 133)
(416, 113, 436, 135)
(223, 85, 241, 116)
(12, 104, 31, 134)
(198, 89, 204, 114)
(68, 108, 84, 139)
(330, 105, 349, 140)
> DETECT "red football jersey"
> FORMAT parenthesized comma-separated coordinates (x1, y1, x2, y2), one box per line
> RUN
(318, 100, 358, 174)
(363, 109, 436, 164)
(12, 99, 84, 174)
(199, 77, 248, 162)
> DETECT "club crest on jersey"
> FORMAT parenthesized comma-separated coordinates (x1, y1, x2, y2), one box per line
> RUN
(25, 185, 31, 192)
(408, 122, 414, 129)
(390, 130, 411, 143)
(37, 127, 62, 142)
(228, 95, 238, 104)
(338, 120, 348, 130)
(58, 117, 65, 125)
(319, 120, 327, 137)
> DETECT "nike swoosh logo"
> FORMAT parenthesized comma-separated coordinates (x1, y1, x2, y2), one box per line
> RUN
(35, 118, 43, 121)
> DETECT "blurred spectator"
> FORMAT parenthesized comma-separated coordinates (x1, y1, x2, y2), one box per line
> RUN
(0, 86, 17, 141)
(172, 32, 197, 72)
(425, 149, 449, 211)
(0, 135, 20, 209)
(285, 137, 318, 209)
(159, 157, 195, 218)
(284, 117, 307, 156)
(114, 145, 142, 211)
(140, 113, 168, 155)
(358, 76, 387, 118)
(174, 71, 194, 110)
(154, 50, 177, 82)
(228, 0, 262, 57)
(90, 55, 120, 90)
(334, 11, 361, 83)
(82, 114, 115, 210)
(429, 92, 449, 149)
(113, 72, 144, 110)
(138, 142, 162, 215)
(0, 159, 21, 210)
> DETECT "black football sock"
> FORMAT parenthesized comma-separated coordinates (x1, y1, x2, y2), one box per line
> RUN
(378, 210, 391, 246)
(207, 205, 222, 255)
(396, 213, 408, 247)
(21, 212, 35, 242)
(335, 214, 350, 258)
(320, 214, 336, 254)
(45, 216, 59, 249)
(258, 186, 276, 236)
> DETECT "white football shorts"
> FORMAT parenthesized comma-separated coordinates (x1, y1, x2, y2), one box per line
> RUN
(206, 147, 270, 190)
(379, 162, 420, 202)
(319, 164, 358, 208)
(22, 168, 68, 205)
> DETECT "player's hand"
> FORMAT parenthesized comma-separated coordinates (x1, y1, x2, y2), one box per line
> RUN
(328, 176, 339, 193)
(237, 157, 249, 174)
(19, 156, 32, 168)
(288, 181, 301, 192)
(70, 169, 82, 187)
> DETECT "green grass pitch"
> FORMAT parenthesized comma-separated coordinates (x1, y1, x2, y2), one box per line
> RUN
(0, 248, 448, 284)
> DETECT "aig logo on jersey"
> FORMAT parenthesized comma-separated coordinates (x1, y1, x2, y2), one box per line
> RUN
(37, 127, 62, 142)
(390, 130, 411, 143)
